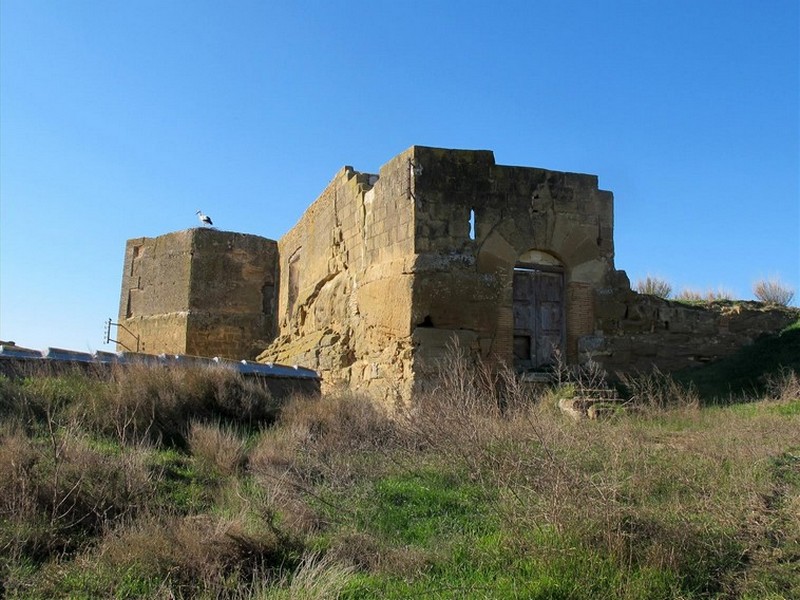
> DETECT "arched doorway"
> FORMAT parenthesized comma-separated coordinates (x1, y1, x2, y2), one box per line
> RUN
(512, 251, 565, 371)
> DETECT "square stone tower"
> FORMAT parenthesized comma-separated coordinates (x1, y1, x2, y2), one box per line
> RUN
(117, 228, 278, 359)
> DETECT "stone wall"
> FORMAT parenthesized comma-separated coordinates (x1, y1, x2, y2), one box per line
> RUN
(404, 146, 617, 393)
(586, 285, 798, 374)
(257, 154, 418, 402)
(118, 229, 278, 359)
(259, 146, 622, 400)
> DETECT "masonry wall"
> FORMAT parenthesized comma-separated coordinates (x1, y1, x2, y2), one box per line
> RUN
(405, 146, 618, 392)
(586, 288, 798, 373)
(118, 229, 278, 359)
(118, 232, 193, 354)
(257, 154, 417, 401)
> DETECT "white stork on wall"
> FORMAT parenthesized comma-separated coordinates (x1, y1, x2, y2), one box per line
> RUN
(196, 210, 213, 227)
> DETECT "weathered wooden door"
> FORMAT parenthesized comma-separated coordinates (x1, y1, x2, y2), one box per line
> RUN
(513, 267, 565, 370)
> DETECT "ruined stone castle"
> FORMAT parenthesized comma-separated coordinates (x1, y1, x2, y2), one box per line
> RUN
(117, 146, 795, 401)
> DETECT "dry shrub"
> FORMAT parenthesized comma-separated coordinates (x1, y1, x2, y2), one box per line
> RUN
(43, 431, 152, 530)
(99, 512, 293, 594)
(619, 368, 699, 411)
(763, 368, 800, 402)
(43, 432, 151, 532)
(395, 345, 574, 522)
(0, 425, 38, 516)
(247, 428, 323, 537)
(249, 426, 302, 479)
(277, 390, 398, 454)
(326, 530, 383, 571)
(0, 424, 153, 562)
(249, 390, 405, 538)
(84, 364, 191, 445)
(753, 277, 795, 306)
(189, 421, 246, 477)
(676, 287, 734, 302)
(326, 530, 432, 578)
(82, 364, 278, 446)
(0, 425, 42, 560)
(400, 340, 539, 454)
(635, 275, 672, 298)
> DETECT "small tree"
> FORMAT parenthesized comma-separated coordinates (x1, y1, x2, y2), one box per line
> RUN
(753, 277, 795, 306)
(635, 275, 672, 299)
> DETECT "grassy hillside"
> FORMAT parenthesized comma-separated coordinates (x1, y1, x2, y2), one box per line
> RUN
(0, 360, 798, 599)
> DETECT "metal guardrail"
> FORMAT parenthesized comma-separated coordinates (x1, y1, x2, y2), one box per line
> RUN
(0, 345, 318, 381)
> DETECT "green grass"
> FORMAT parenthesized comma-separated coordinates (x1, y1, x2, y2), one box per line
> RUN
(365, 470, 492, 545)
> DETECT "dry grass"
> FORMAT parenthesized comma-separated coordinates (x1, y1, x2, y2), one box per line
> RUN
(75, 364, 279, 446)
(93, 513, 289, 594)
(619, 368, 700, 411)
(676, 286, 735, 302)
(764, 367, 800, 402)
(0, 421, 153, 563)
(270, 552, 356, 599)
(189, 420, 247, 478)
(277, 390, 399, 454)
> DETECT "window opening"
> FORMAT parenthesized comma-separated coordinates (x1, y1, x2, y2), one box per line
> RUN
(469, 209, 476, 240)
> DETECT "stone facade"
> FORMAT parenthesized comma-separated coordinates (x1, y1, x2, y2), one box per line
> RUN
(117, 228, 278, 359)
(119, 146, 797, 401)
(259, 146, 621, 401)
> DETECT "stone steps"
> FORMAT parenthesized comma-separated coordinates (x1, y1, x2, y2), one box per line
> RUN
(558, 390, 629, 420)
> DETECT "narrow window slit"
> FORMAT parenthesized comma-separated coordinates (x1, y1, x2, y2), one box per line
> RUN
(469, 208, 476, 240)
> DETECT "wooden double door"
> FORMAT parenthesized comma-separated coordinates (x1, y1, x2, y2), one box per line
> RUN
(512, 266, 565, 370)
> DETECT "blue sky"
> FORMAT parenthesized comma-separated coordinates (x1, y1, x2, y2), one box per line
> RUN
(1, 0, 798, 352)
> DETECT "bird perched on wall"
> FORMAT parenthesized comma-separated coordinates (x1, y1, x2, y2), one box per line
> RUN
(196, 210, 213, 227)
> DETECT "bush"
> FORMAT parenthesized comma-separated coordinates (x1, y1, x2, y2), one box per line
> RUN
(81, 364, 279, 446)
(754, 277, 795, 306)
(277, 390, 398, 454)
(635, 275, 672, 298)
(78, 513, 293, 597)
(0, 424, 153, 563)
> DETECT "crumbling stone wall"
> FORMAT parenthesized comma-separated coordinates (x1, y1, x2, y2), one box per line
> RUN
(587, 285, 798, 373)
(118, 229, 277, 359)
(257, 153, 417, 401)
(258, 146, 622, 400)
(405, 147, 617, 393)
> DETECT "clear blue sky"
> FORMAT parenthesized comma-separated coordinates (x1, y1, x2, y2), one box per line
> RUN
(1, 0, 798, 352)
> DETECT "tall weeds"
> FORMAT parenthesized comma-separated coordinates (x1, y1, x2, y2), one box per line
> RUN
(1, 354, 798, 598)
